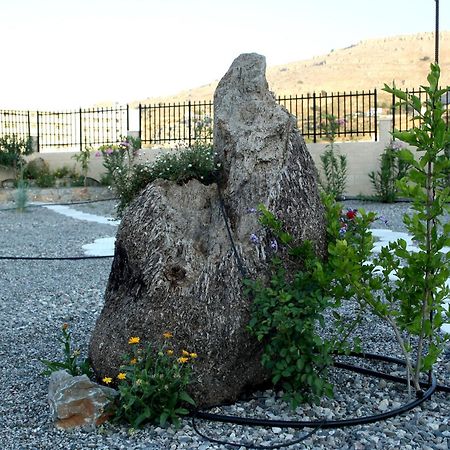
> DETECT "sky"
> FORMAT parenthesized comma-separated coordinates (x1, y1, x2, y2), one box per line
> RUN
(0, 0, 448, 110)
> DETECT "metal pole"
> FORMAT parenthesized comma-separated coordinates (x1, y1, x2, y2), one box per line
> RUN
(435, 0, 439, 64)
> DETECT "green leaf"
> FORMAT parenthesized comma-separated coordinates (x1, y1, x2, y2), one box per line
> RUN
(179, 391, 196, 406)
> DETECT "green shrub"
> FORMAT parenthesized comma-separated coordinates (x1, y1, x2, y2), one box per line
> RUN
(0, 134, 33, 177)
(96, 124, 218, 217)
(23, 158, 50, 180)
(319, 115, 348, 199)
(53, 166, 71, 179)
(245, 205, 338, 407)
(369, 141, 411, 202)
(35, 172, 56, 188)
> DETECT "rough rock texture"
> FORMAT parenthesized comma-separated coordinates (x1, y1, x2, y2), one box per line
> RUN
(89, 53, 326, 408)
(48, 370, 117, 430)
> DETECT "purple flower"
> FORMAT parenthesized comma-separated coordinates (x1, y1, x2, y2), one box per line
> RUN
(120, 141, 130, 147)
(95, 151, 102, 157)
(106, 148, 114, 155)
(249, 234, 260, 245)
(339, 227, 347, 237)
(336, 118, 346, 126)
(391, 140, 406, 150)
(270, 239, 278, 252)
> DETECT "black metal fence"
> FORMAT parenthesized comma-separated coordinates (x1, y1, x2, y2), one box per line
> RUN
(4, 87, 449, 151)
(36, 106, 129, 152)
(139, 101, 213, 148)
(392, 88, 450, 132)
(0, 110, 31, 141)
(139, 90, 378, 145)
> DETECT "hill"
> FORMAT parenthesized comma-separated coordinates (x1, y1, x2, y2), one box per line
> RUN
(132, 31, 450, 107)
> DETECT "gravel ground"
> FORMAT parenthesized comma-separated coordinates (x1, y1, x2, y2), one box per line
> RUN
(0, 198, 449, 450)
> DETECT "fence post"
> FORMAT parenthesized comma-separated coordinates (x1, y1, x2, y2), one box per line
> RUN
(36, 111, 40, 153)
(126, 104, 129, 132)
(374, 89, 378, 141)
(138, 104, 142, 143)
(79, 108, 83, 152)
(312, 93, 317, 143)
(27, 110, 31, 140)
(391, 91, 396, 134)
(188, 101, 192, 148)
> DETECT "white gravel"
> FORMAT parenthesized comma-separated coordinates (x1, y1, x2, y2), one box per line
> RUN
(0, 198, 449, 450)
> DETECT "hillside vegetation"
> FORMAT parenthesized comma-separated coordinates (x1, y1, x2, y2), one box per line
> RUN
(133, 31, 450, 107)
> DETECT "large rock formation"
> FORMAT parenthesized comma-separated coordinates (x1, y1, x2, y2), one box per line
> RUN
(89, 53, 326, 408)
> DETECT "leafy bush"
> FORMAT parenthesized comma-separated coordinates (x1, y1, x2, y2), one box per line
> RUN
(35, 172, 56, 188)
(105, 334, 196, 428)
(369, 140, 411, 202)
(53, 165, 71, 179)
(245, 205, 337, 407)
(72, 146, 92, 187)
(96, 123, 218, 217)
(0, 134, 33, 177)
(23, 158, 50, 180)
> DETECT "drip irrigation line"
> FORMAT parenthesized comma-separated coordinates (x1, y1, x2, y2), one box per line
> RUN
(216, 182, 248, 277)
(0, 197, 118, 212)
(191, 415, 323, 450)
(0, 255, 113, 261)
(192, 353, 437, 432)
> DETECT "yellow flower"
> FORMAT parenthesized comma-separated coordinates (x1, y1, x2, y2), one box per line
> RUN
(128, 336, 140, 345)
(117, 372, 127, 380)
(181, 350, 190, 356)
(178, 357, 189, 364)
(166, 349, 174, 356)
(130, 358, 137, 365)
(190, 353, 198, 359)
(163, 332, 173, 339)
(102, 377, 112, 384)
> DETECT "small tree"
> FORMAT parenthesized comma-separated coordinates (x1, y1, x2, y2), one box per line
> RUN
(0, 134, 33, 179)
(319, 114, 348, 200)
(369, 140, 411, 202)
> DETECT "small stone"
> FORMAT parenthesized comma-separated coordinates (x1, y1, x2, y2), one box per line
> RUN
(378, 399, 390, 412)
(271, 427, 282, 434)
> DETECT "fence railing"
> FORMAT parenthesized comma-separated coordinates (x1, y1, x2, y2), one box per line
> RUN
(139, 100, 213, 147)
(0, 110, 31, 142)
(392, 88, 450, 132)
(0, 107, 129, 152)
(139, 91, 378, 145)
(36, 106, 129, 152)
(4, 86, 449, 151)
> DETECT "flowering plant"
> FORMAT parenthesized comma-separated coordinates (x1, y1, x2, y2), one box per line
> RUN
(106, 333, 197, 428)
(95, 135, 141, 214)
(41, 323, 93, 378)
